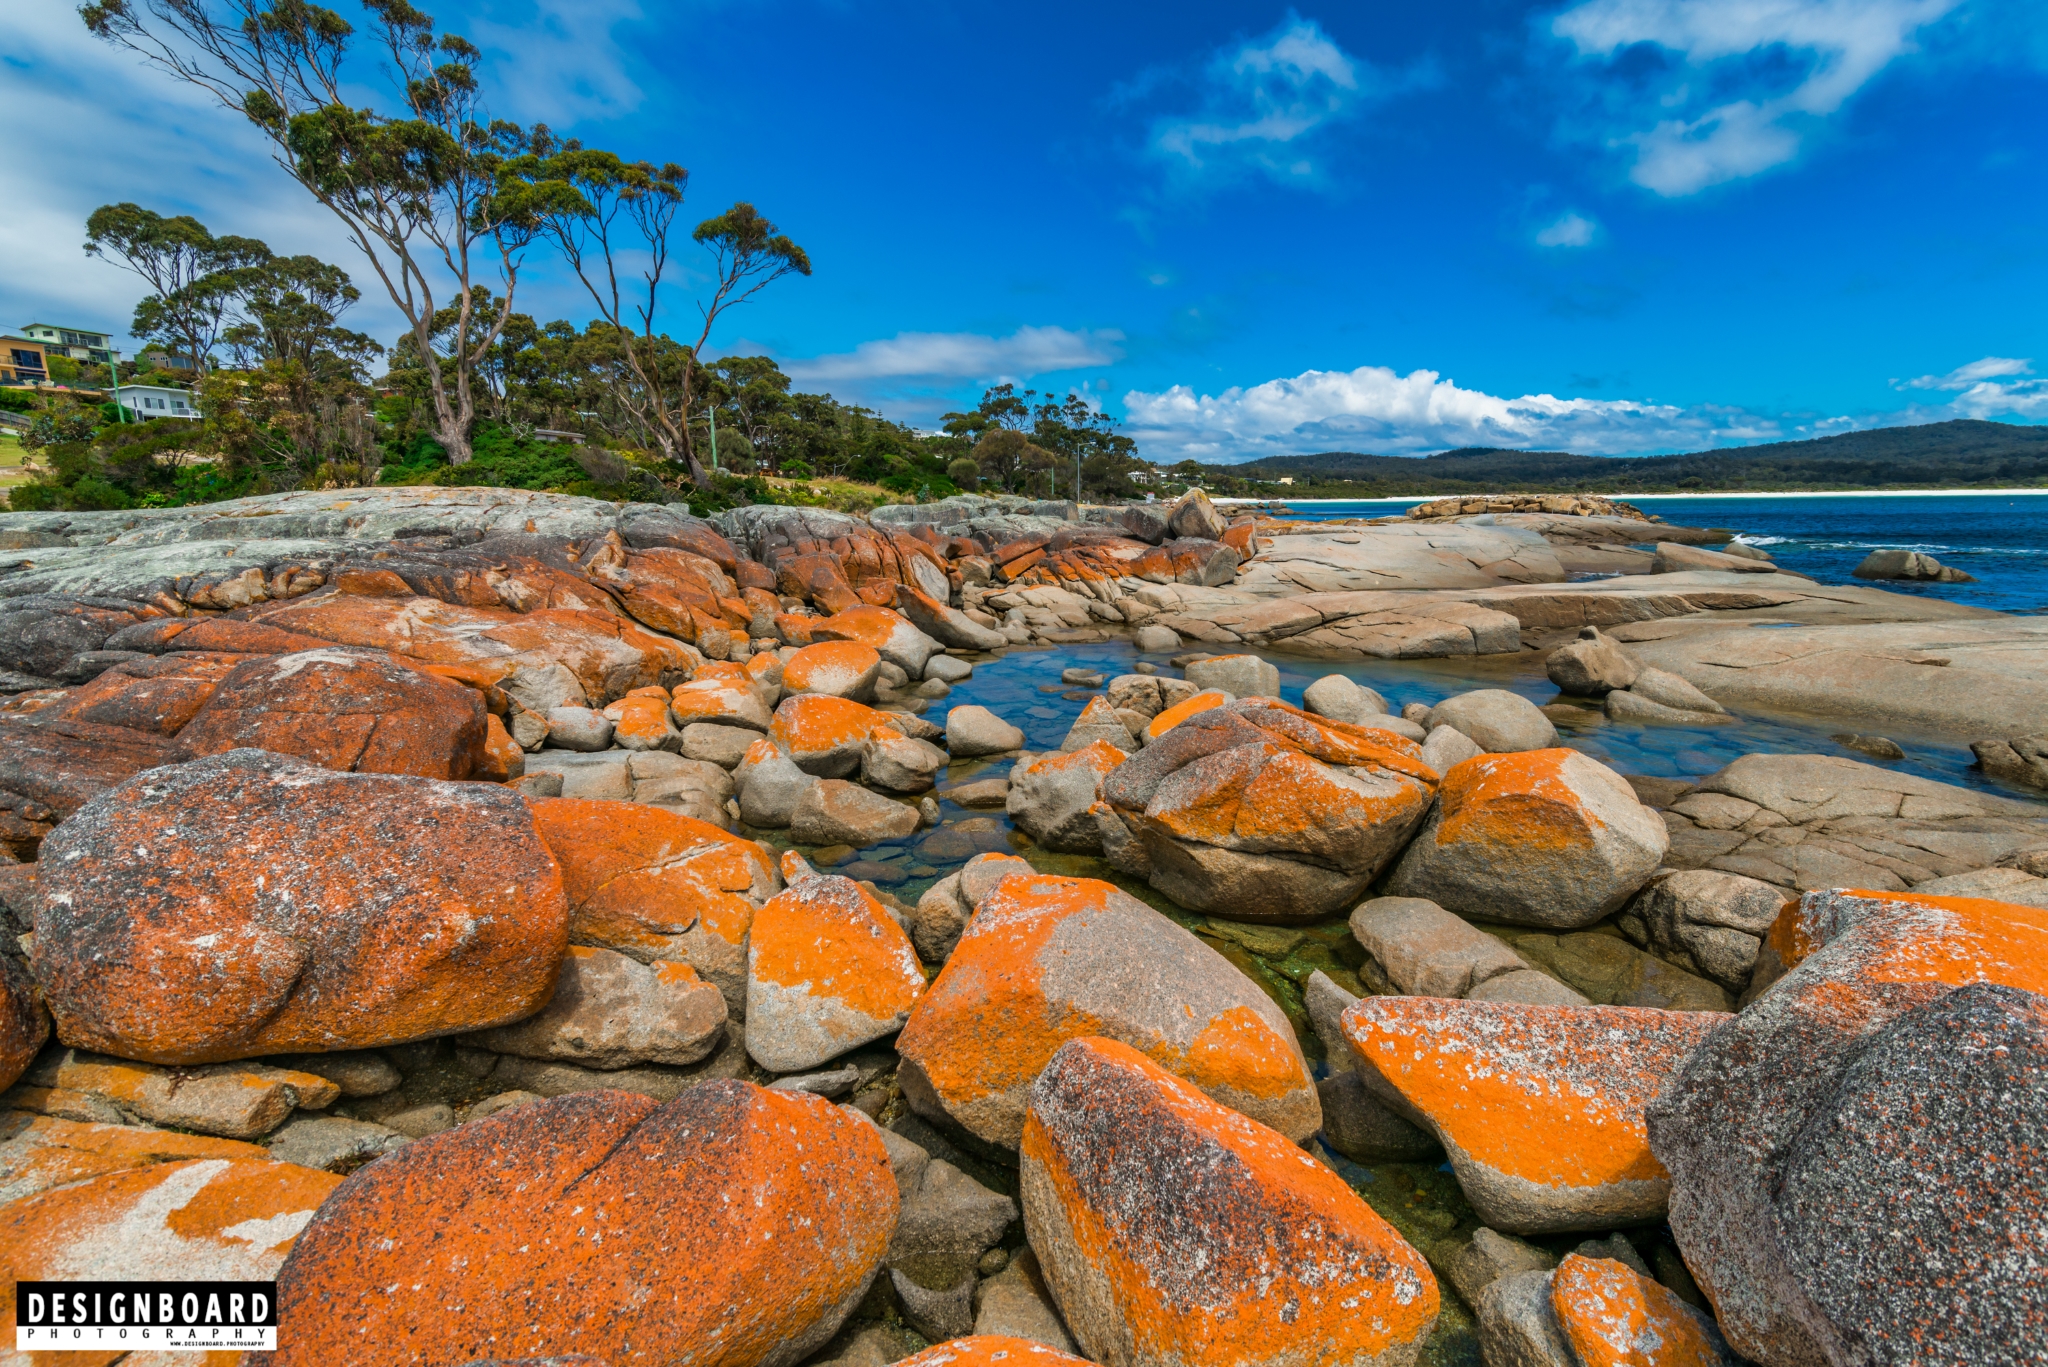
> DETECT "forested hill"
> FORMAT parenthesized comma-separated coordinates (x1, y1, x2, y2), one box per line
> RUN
(1215, 420, 2048, 494)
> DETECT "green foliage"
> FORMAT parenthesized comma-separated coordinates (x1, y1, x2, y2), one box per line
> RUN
(378, 421, 663, 501)
(947, 457, 980, 490)
(0, 391, 35, 414)
(946, 384, 1143, 498)
(782, 459, 813, 480)
(4, 417, 226, 511)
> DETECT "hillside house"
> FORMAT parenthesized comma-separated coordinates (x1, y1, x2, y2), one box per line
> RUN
(19, 324, 119, 366)
(114, 382, 198, 419)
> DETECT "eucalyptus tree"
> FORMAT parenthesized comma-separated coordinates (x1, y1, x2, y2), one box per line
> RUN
(83, 0, 544, 464)
(504, 136, 811, 486)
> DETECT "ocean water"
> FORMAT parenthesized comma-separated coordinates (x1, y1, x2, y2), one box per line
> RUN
(1257, 492, 2048, 615)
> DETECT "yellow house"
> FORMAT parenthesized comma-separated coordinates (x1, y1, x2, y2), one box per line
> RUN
(1, 336, 50, 386)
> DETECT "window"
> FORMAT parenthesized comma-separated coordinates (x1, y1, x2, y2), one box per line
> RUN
(9, 350, 44, 372)
(172, 399, 189, 413)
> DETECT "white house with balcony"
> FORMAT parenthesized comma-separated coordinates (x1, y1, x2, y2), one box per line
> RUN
(114, 383, 198, 419)
(19, 324, 120, 366)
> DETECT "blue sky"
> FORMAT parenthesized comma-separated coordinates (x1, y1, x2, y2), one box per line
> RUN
(4, 0, 2047, 461)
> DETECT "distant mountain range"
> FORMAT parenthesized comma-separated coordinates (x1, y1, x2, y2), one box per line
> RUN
(1210, 420, 2048, 494)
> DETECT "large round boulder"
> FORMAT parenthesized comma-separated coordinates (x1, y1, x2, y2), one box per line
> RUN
(1647, 888, 2048, 1367)
(775, 694, 897, 777)
(272, 1084, 897, 1366)
(782, 639, 884, 701)
(176, 648, 490, 779)
(809, 604, 941, 676)
(1099, 699, 1438, 923)
(895, 872, 1318, 1147)
(1021, 1036, 1437, 1367)
(32, 749, 569, 1065)
(1385, 749, 1668, 928)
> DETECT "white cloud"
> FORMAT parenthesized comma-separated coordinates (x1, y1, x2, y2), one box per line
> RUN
(0, 2, 643, 356)
(1898, 356, 2048, 416)
(1550, 0, 1963, 195)
(784, 326, 1125, 384)
(1535, 210, 1599, 247)
(0, 6, 359, 351)
(1124, 355, 2048, 462)
(1900, 355, 2033, 388)
(464, 0, 646, 125)
(1137, 14, 1425, 191)
(1123, 363, 1807, 461)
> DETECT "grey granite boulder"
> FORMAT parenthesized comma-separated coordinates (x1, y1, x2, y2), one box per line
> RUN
(1648, 886, 2048, 1367)
(1425, 689, 1556, 753)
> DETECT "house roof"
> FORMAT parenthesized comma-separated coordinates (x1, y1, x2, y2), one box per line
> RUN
(20, 324, 113, 335)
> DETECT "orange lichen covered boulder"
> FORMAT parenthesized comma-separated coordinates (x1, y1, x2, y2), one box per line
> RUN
(810, 604, 941, 675)
(272, 1084, 898, 1367)
(176, 648, 489, 779)
(32, 749, 569, 1065)
(773, 693, 898, 778)
(1648, 889, 2048, 1366)
(745, 870, 924, 1072)
(603, 685, 680, 752)
(1386, 748, 1668, 929)
(893, 1338, 1094, 1367)
(0, 1112, 271, 1206)
(1145, 688, 1232, 740)
(1021, 1037, 1437, 1367)
(0, 712, 190, 818)
(54, 651, 251, 735)
(2, 955, 49, 1092)
(589, 543, 749, 645)
(1344, 996, 1727, 1234)
(256, 594, 695, 704)
(1101, 698, 1438, 922)
(670, 673, 774, 732)
(2, 1158, 341, 1348)
(782, 639, 884, 701)
(1550, 1254, 1737, 1367)
(896, 872, 1318, 1147)
(526, 797, 779, 1011)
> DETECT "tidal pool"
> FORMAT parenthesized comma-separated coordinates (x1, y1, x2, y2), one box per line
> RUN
(750, 633, 1974, 1360)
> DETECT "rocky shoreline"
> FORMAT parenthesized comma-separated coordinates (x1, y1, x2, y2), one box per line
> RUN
(1, 485, 2043, 1367)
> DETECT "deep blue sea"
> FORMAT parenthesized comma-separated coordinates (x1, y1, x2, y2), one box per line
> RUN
(1255, 492, 2048, 616)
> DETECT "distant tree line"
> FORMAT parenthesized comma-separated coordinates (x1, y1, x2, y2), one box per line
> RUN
(1196, 423, 2048, 497)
